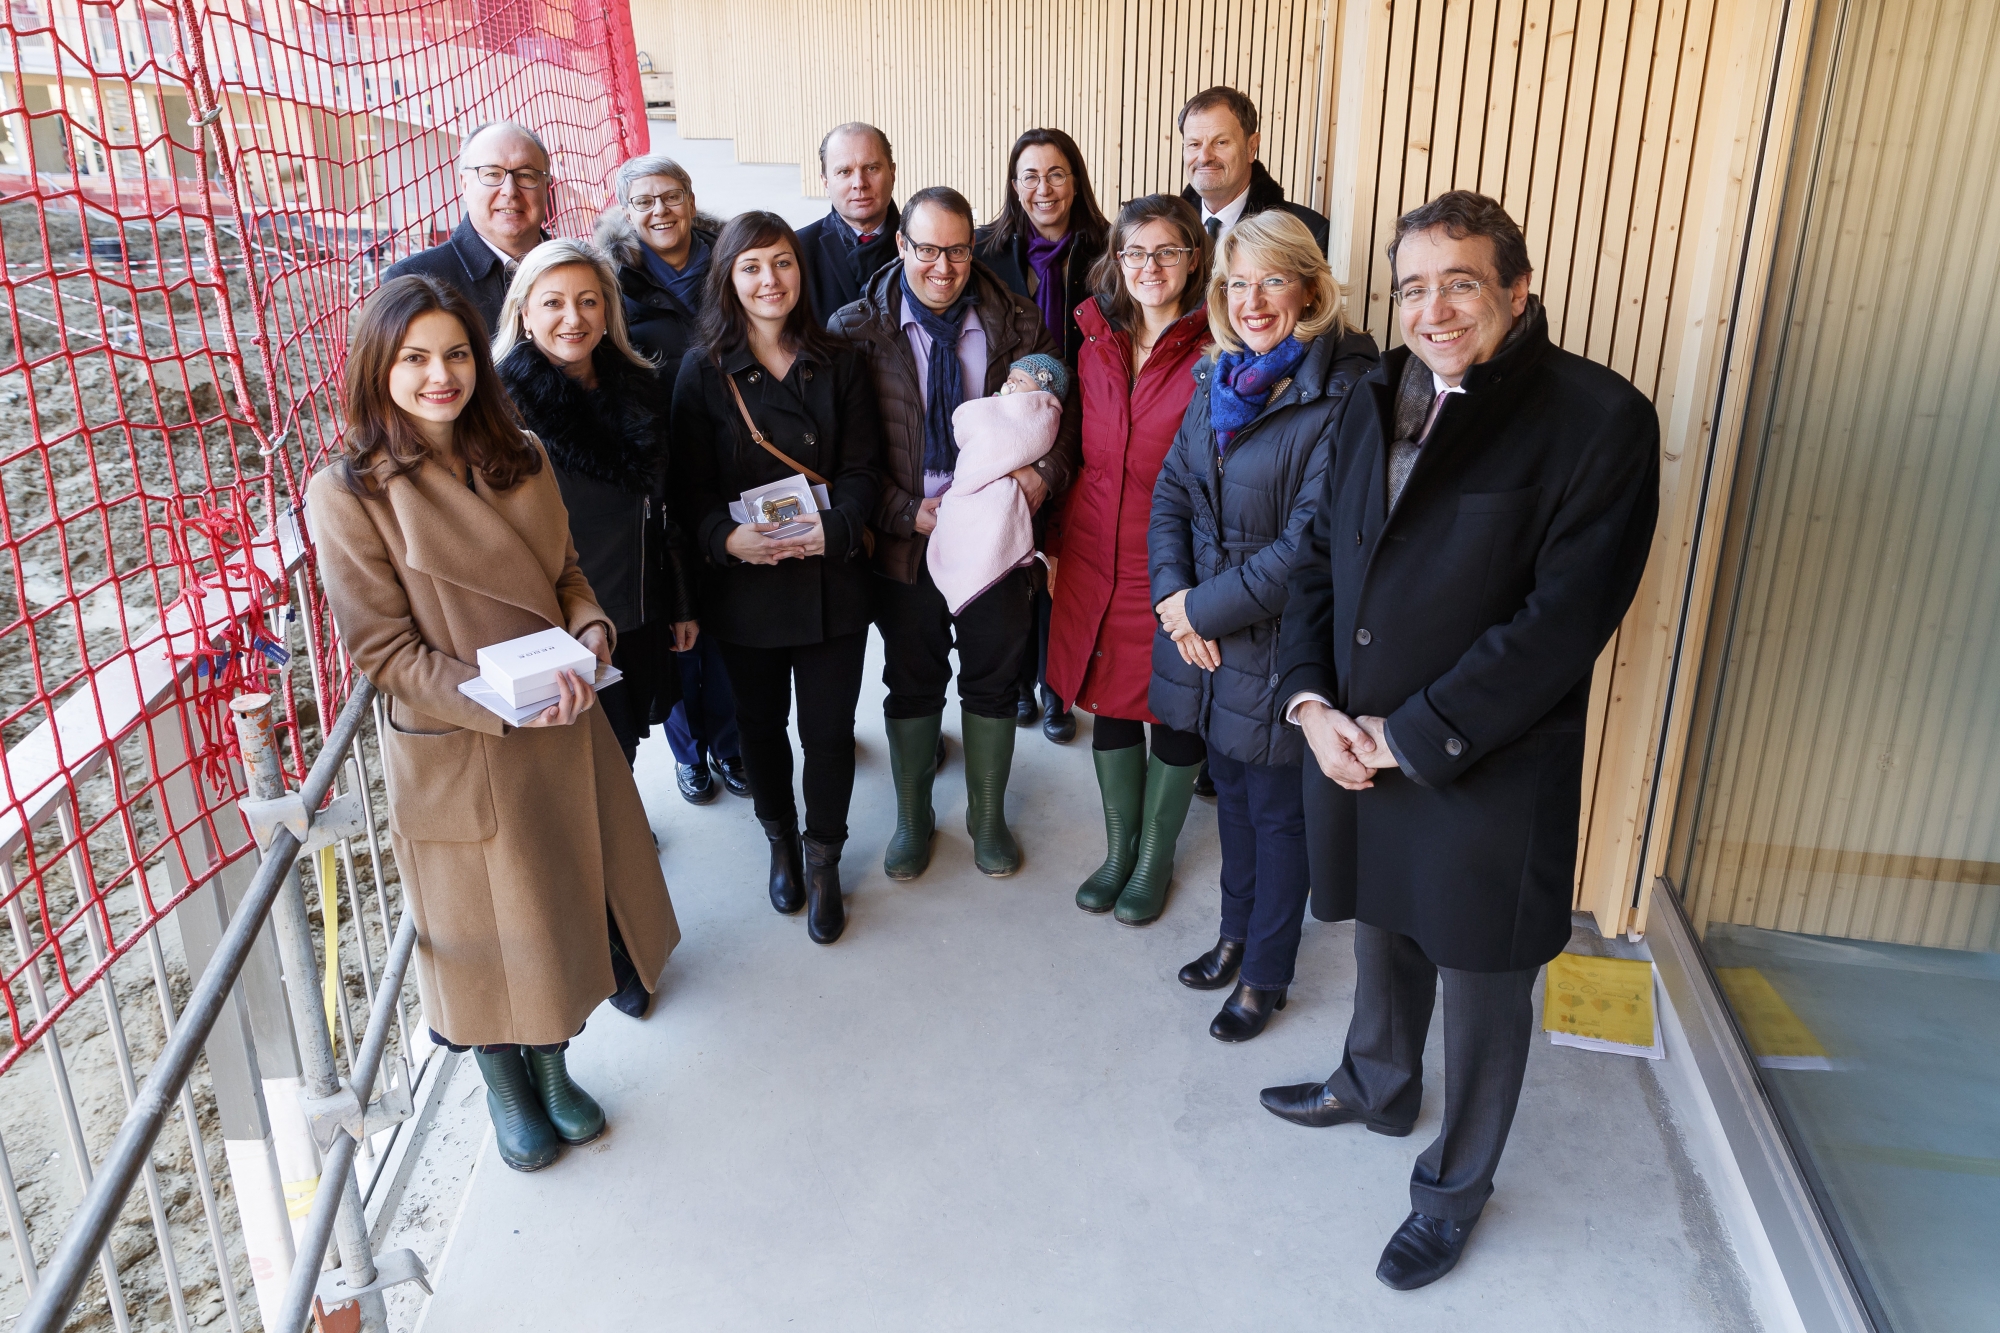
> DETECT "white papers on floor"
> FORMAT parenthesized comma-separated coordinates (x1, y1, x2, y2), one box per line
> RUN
(458, 663, 621, 726)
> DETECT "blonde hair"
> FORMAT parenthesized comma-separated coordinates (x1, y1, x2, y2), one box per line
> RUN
(491, 237, 651, 368)
(1203, 211, 1352, 355)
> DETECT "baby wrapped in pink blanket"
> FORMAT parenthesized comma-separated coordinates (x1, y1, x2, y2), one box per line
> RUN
(926, 355, 1067, 615)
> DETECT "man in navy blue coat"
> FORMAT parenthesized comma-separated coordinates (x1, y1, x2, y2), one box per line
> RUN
(1267, 191, 1659, 1291)
(383, 121, 552, 334)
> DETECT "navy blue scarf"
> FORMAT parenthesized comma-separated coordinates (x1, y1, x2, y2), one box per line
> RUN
(901, 272, 980, 475)
(1209, 335, 1307, 454)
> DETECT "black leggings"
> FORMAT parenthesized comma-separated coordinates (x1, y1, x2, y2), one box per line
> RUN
(716, 630, 869, 842)
(1092, 714, 1206, 767)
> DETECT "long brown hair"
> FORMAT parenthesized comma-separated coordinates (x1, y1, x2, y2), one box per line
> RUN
(696, 211, 844, 361)
(982, 127, 1111, 256)
(339, 274, 541, 494)
(1087, 194, 1208, 333)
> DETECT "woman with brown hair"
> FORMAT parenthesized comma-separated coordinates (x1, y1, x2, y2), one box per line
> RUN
(1046, 194, 1213, 925)
(305, 274, 679, 1172)
(669, 211, 881, 945)
(975, 127, 1112, 741)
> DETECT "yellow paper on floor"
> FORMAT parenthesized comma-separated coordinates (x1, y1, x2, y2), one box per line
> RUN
(1714, 967, 1829, 1063)
(1543, 952, 1655, 1050)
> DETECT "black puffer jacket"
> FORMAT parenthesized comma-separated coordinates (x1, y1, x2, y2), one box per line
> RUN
(594, 210, 719, 372)
(497, 340, 694, 634)
(1148, 328, 1379, 764)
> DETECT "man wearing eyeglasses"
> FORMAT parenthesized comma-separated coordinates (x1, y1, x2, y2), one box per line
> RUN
(384, 121, 553, 333)
(1177, 87, 1329, 252)
(828, 186, 1081, 883)
(1265, 191, 1659, 1291)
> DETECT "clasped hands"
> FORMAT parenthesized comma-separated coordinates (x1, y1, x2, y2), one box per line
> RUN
(1155, 589, 1221, 671)
(727, 512, 828, 563)
(1295, 700, 1399, 791)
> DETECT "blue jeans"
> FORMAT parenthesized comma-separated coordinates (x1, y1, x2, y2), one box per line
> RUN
(1207, 747, 1310, 990)
(664, 633, 741, 766)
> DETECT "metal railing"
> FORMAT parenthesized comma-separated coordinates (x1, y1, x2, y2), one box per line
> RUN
(11, 679, 430, 1333)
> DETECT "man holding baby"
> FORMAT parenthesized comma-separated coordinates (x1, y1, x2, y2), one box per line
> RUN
(828, 186, 1081, 883)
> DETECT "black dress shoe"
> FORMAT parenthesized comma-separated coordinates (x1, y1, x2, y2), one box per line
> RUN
(1040, 690, 1076, 744)
(677, 762, 717, 805)
(1015, 688, 1038, 727)
(1178, 937, 1244, 990)
(759, 818, 805, 915)
(1376, 1211, 1479, 1291)
(607, 935, 650, 1018)
(712, 755, 752, 798)
(1192, 761, 1215, 799)
(1210, 981, 1286, 1042)
(1258, 1081, 1413, 1135)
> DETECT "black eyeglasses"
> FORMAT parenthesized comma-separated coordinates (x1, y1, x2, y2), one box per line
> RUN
(463, 164, 552, 191)
(903, 240, 973, 264)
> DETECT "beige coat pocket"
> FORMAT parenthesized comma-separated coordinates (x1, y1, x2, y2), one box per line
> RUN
(382, 719, 497, 842)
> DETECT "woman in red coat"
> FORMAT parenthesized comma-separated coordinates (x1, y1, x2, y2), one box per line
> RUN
(1046, 194, 1212, 920)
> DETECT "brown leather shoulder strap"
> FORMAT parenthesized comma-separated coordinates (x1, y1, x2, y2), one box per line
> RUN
(719, 361, 829, 488)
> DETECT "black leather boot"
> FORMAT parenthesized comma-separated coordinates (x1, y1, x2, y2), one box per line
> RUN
(1040, 688, 1076, 743)
(1178, 938, 1244, 990)
(1209, 981, 1287, 1042)
(802, 834, 846, 944)
(760, 817, 805, 914)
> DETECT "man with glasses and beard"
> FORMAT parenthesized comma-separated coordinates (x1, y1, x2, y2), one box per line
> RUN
(386, 121, 554, 334)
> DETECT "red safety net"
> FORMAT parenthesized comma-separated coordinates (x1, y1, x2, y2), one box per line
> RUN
(0, 0, 647, 1072)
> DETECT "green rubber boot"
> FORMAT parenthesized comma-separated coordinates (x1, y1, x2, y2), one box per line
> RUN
(1077, 745, 1148, 912)
(523, 1046, 606, 1145)
(474, 1047, 561, 1170)
(959, 712, 1023, 877)
(884, 713, 944, 880)
(1114, 756, 1202, 925)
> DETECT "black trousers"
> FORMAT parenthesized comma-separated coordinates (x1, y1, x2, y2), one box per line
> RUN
(1015, 580, 1055, 701)
(1324, 921, 1539, 1221)
(715, 630, 869, 843)
(1091, 714, 1206, 767)
(875, 564, 1032, 721)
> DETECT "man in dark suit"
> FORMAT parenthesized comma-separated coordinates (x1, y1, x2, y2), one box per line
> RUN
(1266, 191, 1659, 1290)
(1177, 86, 1329, 252)
(796, 122, 901, 325)
(383, 121, 552, 334)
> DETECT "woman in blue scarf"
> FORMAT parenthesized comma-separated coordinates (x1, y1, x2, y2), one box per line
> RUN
(1146, 211, 1379, 1041)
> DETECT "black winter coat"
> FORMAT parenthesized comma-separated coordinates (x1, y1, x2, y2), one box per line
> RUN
(595, 212, 718, 372)
(496, 341, 694, 636)
(1274, 302, 1659, 973)
(383, 218, 546, 335)
(669, 342, 883, 648)
(797, 203, 902, 326)
(973, 223, 1104, 367)
(1182, 162, 1330, 253)
(1149, 329, 1379, 765)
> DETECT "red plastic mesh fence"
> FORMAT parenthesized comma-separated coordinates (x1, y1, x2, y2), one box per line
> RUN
(0, 0, 646, 1073)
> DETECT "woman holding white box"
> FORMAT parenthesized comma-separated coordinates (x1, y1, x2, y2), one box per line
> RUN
(305, 275, 680, 1172)
(669, 211, 882, 945)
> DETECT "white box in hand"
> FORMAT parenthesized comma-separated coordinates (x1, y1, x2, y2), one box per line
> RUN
(476, 628, 597, 709)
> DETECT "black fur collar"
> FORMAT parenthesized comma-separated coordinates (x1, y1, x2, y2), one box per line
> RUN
(498, 342, 664, 494)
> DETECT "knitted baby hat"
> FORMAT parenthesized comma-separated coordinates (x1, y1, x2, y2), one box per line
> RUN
(1010, 352, 1070, 401)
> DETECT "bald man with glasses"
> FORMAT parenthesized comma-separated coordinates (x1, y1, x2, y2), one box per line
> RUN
(385, 120, 555, 333)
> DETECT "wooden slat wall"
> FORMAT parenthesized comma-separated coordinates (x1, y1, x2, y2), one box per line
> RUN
(1673, 0, 2000, 952)
(640, 0, 1332, 220)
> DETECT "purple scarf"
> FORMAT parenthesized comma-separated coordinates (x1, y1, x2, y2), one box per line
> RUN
(1025, 230, 1072, 344)
(1209, 335, 1308, 454)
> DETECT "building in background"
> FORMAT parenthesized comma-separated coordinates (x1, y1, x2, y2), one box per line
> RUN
(634, 3, 1997, 1330)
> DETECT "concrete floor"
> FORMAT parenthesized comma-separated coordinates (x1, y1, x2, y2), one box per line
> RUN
(411, 632, 1760, 1332)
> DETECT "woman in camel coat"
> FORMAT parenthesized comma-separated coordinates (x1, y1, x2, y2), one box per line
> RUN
(306, 274, 678, 1172)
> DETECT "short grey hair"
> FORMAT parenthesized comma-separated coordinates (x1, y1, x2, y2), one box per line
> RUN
(613, 154, 693, 203)
(457, 120, 551, 172)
